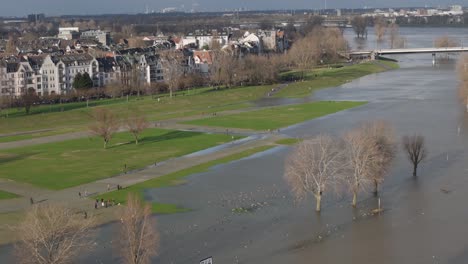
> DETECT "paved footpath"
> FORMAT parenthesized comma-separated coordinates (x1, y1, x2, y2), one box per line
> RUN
(0, 132, 286, 215)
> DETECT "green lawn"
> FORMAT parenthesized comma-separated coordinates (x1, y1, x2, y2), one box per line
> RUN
(275, 138, 302, 145)
(0, 190, 19, 200)
(183, 101, 367, 130)
(275, 61, 399, 98)
(95, 145, 275, 214)
(0, 85, 274, 135)
(0, 128, 241, 190)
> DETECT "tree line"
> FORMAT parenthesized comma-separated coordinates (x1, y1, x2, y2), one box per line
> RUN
(284, 121, 428, 212)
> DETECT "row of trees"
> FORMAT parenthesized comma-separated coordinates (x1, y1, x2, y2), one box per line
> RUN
(210, 26, 348, 88)
(284, 121, 427, 212)
(15, 193, 158, 264)
(351, 16, 406, 49)
(89, 108, 149, 148)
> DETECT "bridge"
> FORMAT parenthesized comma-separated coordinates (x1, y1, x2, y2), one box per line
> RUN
(349, 47, 468, 65)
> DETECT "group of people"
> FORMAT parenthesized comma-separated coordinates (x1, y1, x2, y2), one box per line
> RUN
(94, 198, 118, 209)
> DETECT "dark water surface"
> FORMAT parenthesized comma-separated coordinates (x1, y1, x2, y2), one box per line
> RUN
(2, 27, 468, 263)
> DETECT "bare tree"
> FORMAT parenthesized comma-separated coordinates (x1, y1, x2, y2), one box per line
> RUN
(288, 34, 319, 80)
(126, 115, 150, 145)
(118, 193, 159, 264)
(374, 17, 387, 42)
(402, 134, 428, 177)
(434, 35, 460, 48)
(161, 50, 184, 98)
(457, 55, 468, 110)
(389, 23, 405, 49)
(210, 51, 239, 87)
(89, 108, 119, 149)
(21, 88, 39, 114)
(15, 203, 95, 264)
(360, 121, 396, 194)
(284, 135, 345, 212)
(351, 16, 367, 39)
(343, 127, 379, 207)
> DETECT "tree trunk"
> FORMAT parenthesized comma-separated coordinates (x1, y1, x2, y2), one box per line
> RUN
(104, 140, 107, 149)
(134, 134, 139, 145)
(352, 191, 357, 208)
(413, 164, 417, 177)
(315, 193, 322, 212)
(170, 88, 173, 98)
(373, 179, 379, 195)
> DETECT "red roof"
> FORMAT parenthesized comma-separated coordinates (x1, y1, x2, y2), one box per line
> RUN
(193, 50, 213, 64)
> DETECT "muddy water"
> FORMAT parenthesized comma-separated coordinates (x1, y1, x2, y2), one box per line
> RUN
(2, 28, 468, 263)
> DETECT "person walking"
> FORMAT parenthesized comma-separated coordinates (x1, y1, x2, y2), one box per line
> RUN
(78, 191, 82, 198)
(107, 184, 110, 191)
(30, 197, 34, 205)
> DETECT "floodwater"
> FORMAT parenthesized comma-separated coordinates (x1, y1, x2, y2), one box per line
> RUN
(3, 27, 468, 263)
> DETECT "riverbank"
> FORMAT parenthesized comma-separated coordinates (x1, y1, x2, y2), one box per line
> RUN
(274, 60, 399, 98)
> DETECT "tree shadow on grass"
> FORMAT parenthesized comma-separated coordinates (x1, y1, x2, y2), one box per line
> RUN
(140, 130, 199, 145)
(0, 152, 39, 165)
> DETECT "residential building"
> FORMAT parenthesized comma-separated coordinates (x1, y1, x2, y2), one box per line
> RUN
(192, 50, 213, 75)
(58, 27, 80, 40)
(81, 30, 111, 46)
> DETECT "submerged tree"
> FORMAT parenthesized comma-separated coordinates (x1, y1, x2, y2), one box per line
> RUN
(402, 134, 428, 177)
(15, 203, 95, 264)
(374, 17, 387, 42)
(360, 121, 396, 194)
(284, 135, 345, 212)
(351, 16, 367, 39)
(117, 193, 159, 264)
(343, 127, 379, 207)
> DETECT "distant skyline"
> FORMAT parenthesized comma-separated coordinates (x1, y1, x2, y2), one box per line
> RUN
(1, 0, 467, 17)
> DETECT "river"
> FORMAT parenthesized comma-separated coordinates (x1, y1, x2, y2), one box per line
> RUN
(2, 27, 468, 263)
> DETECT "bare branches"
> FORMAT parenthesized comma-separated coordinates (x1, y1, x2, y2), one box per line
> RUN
(389, 23, 406, 49)
(434, 35, 460, 48)
(456, 55, 468, 108)
(118, 193, 159, 264)
(402, 134, 428, 177)
(359, 121, 396, 194)
(126, 116, 150, 145)
(210, 51, 240, 87)
(160, 50, 184, 98)
(89, 108, 119, 149)
(288, 34, 319, 80)
(284, 134, 345, 212)
(351, 16, 367, 39)
(15, 203, 95, 264)
(343, 127, 379, 207)
(374, 17, 387, 42)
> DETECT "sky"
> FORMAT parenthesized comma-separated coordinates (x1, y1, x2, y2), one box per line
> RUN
(0, 0, 467, 17)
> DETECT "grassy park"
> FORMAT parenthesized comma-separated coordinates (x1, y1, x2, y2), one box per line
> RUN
(0, 85, 275, 135)
(275, 61, 399, 98)
(0, 128, 241, 189)
(183, 101, 367, 130)
(95, 145, 275, 214)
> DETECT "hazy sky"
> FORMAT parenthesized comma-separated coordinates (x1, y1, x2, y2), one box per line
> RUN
(1, 0, 467, 16)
